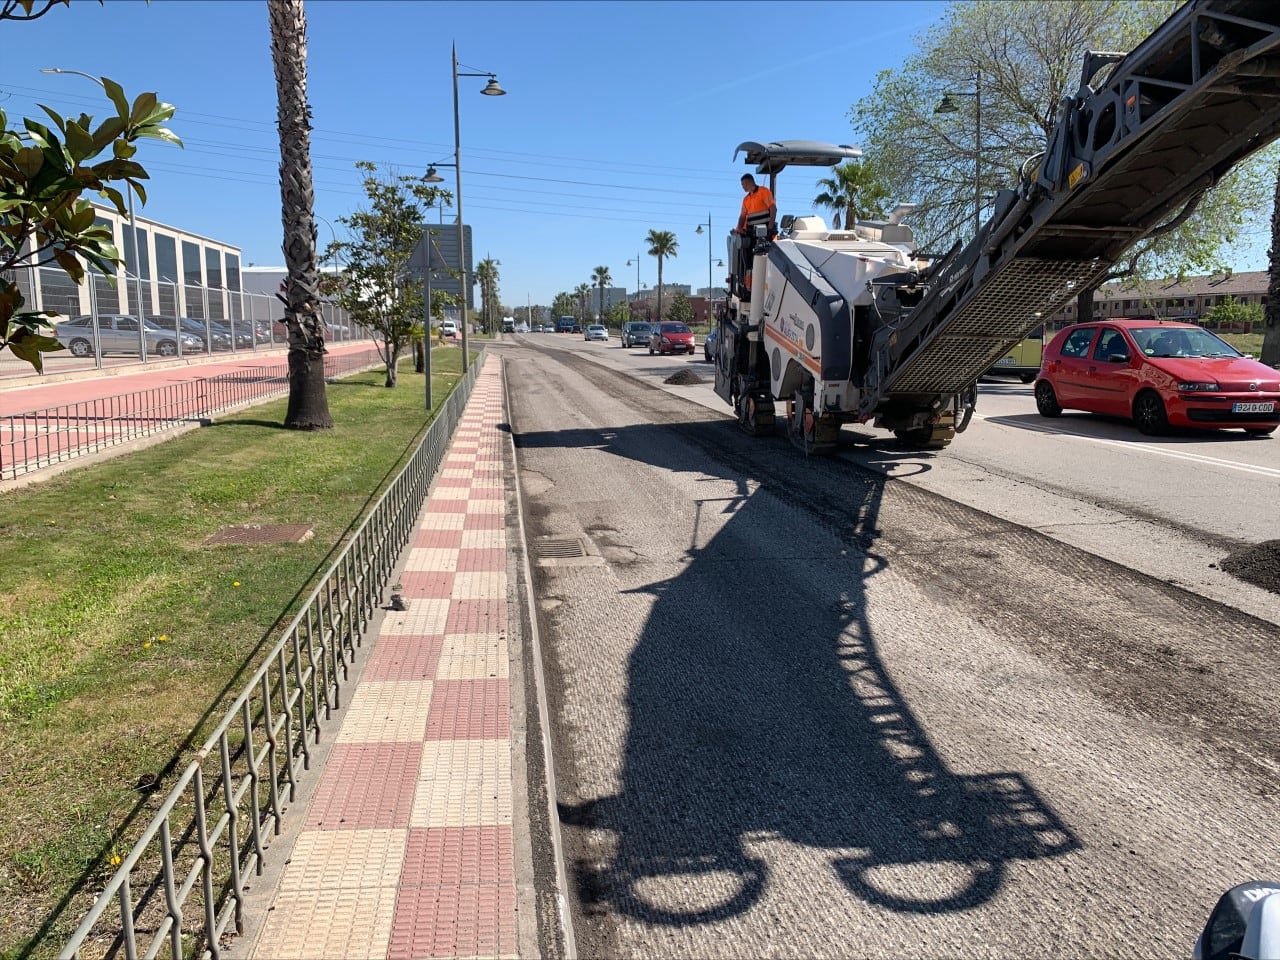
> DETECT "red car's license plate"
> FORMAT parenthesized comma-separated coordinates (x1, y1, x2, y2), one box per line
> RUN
(1232, 401, 1275, 413)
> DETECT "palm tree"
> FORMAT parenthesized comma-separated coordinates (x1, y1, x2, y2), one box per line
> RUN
(591, 265, 611, 322)
(268, 0, 332, 429)
(475, 257, 500, 333)
(574, 282, 591, 322)
(813, 160, 893, 230)
(646, 229, 678, 321)
(1264, 163, 1280, 366)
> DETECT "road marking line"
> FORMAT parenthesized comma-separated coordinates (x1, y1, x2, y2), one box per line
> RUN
(978, 414, 1280, 479)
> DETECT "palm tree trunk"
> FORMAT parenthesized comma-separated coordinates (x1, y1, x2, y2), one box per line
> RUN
(1263, 160, 1280, 366)
(270, 0, 333, 430)
(657, 258, 664, 321)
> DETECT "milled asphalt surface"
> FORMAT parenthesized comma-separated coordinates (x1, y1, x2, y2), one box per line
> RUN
(501, 338, 1279, 958)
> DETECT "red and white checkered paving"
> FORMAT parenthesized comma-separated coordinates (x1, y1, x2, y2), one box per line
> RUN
(250, 358, 518, 960)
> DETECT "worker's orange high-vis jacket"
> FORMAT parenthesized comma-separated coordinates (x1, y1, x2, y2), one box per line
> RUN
(740, 185, 775, 229)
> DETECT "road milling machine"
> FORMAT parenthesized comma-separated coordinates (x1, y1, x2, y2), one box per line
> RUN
(714, 0, 1280, 451)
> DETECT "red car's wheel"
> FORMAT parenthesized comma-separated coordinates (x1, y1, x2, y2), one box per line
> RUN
(1133, 390, 1169, 436)
(1034, 380, 1062, 418)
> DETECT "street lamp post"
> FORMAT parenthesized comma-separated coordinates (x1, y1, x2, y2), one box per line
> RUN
(695, 214, 714, 325)
(450, 43, 505, 370)
(934, 72, 983, 237)
(41, 67, 150, 361)
(626, 253, 642, 313)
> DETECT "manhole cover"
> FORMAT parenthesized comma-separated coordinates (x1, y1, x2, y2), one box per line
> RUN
(204, 523, 315, 546)
(534, 537, 587, 559)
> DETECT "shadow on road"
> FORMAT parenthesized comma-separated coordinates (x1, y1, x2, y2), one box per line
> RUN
(515, 415, 1080, 928)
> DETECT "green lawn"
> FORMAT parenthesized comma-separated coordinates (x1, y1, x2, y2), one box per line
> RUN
(0, 349, 466, 957)
(1217, 332, 1264, 357)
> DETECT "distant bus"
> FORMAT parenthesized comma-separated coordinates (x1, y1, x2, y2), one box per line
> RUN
(987, 325, 1044, 383)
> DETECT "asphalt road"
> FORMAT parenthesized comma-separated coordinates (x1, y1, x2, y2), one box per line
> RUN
(501, 333, 1278, 958)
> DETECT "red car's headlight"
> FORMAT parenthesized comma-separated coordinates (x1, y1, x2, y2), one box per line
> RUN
(1176, 381, 1219, 392)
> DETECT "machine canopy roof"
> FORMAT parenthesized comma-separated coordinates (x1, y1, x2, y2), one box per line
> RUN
(734, 140, 863, 174)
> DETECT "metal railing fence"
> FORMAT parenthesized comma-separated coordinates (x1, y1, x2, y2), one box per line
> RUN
(59, 350, 484, 959)
(1, 349, 384, 482)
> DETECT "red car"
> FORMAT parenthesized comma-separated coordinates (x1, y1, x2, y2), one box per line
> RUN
(1034, 319, 1279, 436)
(649, 321, 695, 356)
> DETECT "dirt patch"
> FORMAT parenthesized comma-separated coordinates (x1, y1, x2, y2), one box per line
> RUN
(663, 369, 705, 386)
(1219, 539, 1280, 594)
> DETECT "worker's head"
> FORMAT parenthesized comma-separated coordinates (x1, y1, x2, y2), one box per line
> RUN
(741, 174, 757, 193)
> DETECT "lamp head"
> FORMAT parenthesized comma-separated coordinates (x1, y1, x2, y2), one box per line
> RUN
(934, 94, 960, 115)
(423, 166, 444, 183)
(481, 77, 506, 96)
(696, 224, 704, 235)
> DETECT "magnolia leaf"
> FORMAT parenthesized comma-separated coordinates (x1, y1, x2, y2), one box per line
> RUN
(22, 118, 57, 154)
(91, 116, 126, 151)
(64, 121, 95, 162)
(37, 104, 68, 135)
(102, 77, 130, 119)
(135, 126, 183, 147)
(112, 139, 137, 160)
(15, 145, 45, 178)
(53, 248, 84, 283)
(129, 91, 158, 126)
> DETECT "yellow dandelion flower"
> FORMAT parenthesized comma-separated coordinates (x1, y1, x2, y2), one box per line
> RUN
(143, 640, 152, 649)
(159, 634, 169, 643)
(109, 852, 122, 867)
(233, 581, 241, 587)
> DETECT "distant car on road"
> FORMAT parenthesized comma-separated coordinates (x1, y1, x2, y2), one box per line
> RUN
(704, 327, 719, 363)
(439, 319, 458, 339)
(621, 321, 652, 348)
(584, 324, 608, 342)
(556, 316, 577, 334)
(649, 321, 695, 356)
(1035, 319, 1279, 436)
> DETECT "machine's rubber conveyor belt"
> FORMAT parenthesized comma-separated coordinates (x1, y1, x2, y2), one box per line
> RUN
(883, 0, 1280, 397)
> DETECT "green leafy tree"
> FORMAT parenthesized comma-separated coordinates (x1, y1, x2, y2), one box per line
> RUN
(324, 161, 450, 387)
(848, 1, 1270, 321)
(270, 0, 333, 428)
(646, 229, 678, 320)
(574, 282, 591, 321)
(813, 159, 893, 229)
(551, 291, 576, 320)
(591, 265, 611, 320)
(1203, 295, 1264, 333)
(1265, 172, 1280, 366)
(1, 69, 181, 372)
(608, 299, 630, 329)
(667, 290, 694, 325)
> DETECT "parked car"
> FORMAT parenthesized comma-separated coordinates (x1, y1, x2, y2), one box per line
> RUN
(150, 316, 232, 352)
(209, 320, 255, 350)
(1034, 319, 1279, 436)
(55, 315, 203, 358)
(621, 321, 653, 348)
(649, 321, 695, 356)
(584, 324, 608, 342)
(704, 327, 719, 363)
(555, 316, 578, 334)
(439, 319, 458, 339)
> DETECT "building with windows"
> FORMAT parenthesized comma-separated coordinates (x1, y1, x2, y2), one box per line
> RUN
(1049, 270, 1267, 326)
(8, 203, 246, 325)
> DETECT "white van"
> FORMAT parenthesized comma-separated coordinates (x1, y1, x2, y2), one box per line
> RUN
(439, 319, 458, 339)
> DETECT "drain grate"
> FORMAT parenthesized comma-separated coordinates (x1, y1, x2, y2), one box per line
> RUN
(534, 537, 587, 559)
(204, 523, 315, 546)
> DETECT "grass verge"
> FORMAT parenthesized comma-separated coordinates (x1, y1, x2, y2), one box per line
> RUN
(0, 348, 466, 957)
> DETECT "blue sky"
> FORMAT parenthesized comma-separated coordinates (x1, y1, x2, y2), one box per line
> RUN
(3, 0, 1269, 308)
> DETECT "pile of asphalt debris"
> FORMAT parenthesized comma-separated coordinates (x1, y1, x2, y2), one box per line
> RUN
(664, 369, 705, 386)
(1219, 539, 1280, 594)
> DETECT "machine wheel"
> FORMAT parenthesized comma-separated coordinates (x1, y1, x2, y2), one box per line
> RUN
(69, 338, 93, 358)
(1034, 380, 1062, 418)
(156, 339, 178, 357)
(1243, 426, 1276, 436)
(1133, 390, 1169, 436)
(893, 426, 946, 449)
(1019, 372, 1036, 384)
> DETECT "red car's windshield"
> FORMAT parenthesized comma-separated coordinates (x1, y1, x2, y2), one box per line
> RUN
(1129, 326, 1242, 359)
(661, 323, 691, 334)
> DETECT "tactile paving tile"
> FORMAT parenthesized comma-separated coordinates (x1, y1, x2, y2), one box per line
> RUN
(336, 680, 434, 743)
(399, 826, 513, 886)
(388, 883, 518, 960)
(465, 486, 504, 500)
(255, 886, 398, 959)
(398, 571, 456, 599)
(414, 528, 465, 549)
(436, 634, 508, 681)
(277, 828, 409, 891)
(363, 635, 444, 682)
(404, 548, 461, 573)
(430, 487, 473, 501)
(420, 512, 467, 530)
(462, 512, 505, 531)
(308, 742, 422, 829)
(463, 499, 503, 515)
(434, 476, 473, 487)
(458, 530, 506, 550)
(455, 548, 506, 572)
(439, 468, 475, 479)
(450, 571, 507, 601)
(424, 499, 469, 514)
(444, 599, 507, 635)
(382, 600, 451, 635)
(409, 739, 512, 828)
(424, 679, 510, 741)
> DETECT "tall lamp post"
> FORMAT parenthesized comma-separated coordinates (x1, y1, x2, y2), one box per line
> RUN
(41, 66, 149, 361)
(449, 44, 505, 369)
(934, 72, 983, 237)
(694, 214, 715, 325)
(626, 253, 641, 314)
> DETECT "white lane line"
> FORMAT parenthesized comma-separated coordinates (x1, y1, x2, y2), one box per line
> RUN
(978, 414, 1280, 479)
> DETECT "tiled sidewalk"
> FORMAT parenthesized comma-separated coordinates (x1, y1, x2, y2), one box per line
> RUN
(247, 359, 520, 960)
